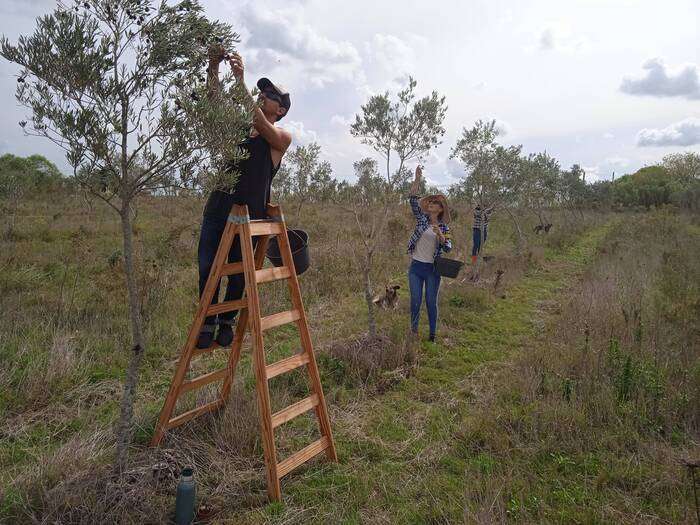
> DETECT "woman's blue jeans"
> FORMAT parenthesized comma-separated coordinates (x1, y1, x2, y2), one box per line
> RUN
(408, 259, 441, 337)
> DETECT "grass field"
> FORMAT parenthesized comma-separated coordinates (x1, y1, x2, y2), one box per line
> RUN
(1, 194, 698, 524)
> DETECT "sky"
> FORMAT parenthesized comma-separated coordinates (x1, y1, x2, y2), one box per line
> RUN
(1, 0, 699, 187)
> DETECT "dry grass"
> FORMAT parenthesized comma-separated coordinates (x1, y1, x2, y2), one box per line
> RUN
(458, 212, 699, 522)
(4, 190, 688, 523)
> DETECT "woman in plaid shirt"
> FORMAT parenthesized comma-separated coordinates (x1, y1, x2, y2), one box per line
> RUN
(407, 166, 453, 342)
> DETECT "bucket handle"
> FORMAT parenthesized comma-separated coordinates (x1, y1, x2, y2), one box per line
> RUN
(286, 229, 308, 255)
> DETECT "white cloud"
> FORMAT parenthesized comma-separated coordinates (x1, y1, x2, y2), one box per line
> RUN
(583, 165, 603, 182)
(492, 118, 511, 136)
(0, 0, 52, 16)
(330, 114, 354, 128)
(536, 25, 589, 54)
(605, 156, 630, 168)
(365, 34, 415, 75)
(239, 4, 362, 88)
(621, 58, 700, 100)
(636, 118, 700, 147)
(603, 132, 615, 140)
(280, 120, 318, 145)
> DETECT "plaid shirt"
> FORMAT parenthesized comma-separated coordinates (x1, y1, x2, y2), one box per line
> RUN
(407, 195, 452, 259)
(473, 207, 494, 230)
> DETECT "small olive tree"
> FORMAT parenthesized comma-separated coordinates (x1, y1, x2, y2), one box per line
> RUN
(1, 0, 252, 473)
(346, 77, 447, 338)
(451, 119, 523, 256)
(272, 142, 335, 214)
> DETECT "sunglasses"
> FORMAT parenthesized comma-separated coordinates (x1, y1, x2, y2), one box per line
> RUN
(261, 89, 283, 104)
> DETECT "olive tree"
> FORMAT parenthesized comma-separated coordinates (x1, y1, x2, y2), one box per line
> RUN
(451, 119, 523, 255)
(273, 142, 335, 213)
(347, 77, 447, 338)
(1, 0, 251, 473)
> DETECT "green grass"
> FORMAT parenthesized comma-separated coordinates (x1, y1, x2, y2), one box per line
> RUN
(219, 222, 616, 524)
(2, 196, 696, 524)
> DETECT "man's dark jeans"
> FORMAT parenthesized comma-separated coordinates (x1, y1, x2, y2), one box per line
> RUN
(197, 214, 258, 331)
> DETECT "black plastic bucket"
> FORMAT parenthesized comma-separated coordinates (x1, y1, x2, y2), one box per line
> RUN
(434, 256, 463, 278)
(266, 229, 310, 275)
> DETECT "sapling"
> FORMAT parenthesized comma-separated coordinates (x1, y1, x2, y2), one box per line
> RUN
(346, 77, 447, 337)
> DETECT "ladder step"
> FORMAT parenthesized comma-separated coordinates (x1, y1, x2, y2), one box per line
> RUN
(277, 436, 330, 479)
(206, 298, 247, 316)
(180, 368, 228, 394)
(271, 394, 319, 428)
(266, 352, 310, 379)
(191, 341, 228, 358)
(221, 262, 244, 276)
(167, 399, 223, 430)
(256, 266, 292, 284)
(260, 310, 301, 331)
(249, 221, 284, 236)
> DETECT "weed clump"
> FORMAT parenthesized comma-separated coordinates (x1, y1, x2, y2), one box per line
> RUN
(324, 334, 415, 389)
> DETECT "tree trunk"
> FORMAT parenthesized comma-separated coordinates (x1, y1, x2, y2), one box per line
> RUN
(505, 207, 526, 254)
(114, 202, 146, 476)
(363, 252, 377, 339)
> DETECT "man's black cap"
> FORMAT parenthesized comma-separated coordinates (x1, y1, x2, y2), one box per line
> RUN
(257, 78, 290, 120)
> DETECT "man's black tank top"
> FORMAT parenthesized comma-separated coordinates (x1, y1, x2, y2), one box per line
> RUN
(203, 134, 279, 220)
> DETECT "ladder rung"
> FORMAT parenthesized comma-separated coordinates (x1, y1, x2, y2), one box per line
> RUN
(167, 399, 223, 429)
(266, 352, 310, 379)
(271, 394, 319, 428)
(260, 310, 301, 331)
(191, 341, 227, 358)
(249, 221, 284, 236)
(256, 266, 292, 284)
(180, 368, 228, 394)
(277, 436, 330, 479)
(206, 298, 247, 316)
(221, 262, 244, 276)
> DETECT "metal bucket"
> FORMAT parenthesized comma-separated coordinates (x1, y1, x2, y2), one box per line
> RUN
(266, 229, 310, 275)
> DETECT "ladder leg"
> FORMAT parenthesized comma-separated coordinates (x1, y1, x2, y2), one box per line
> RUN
(269, 207, 338, 463)
(239, 214, 281, 501)
(218, 308, 248, 401)
(151, 224, 240, 446)
(219, 234, 271, 402)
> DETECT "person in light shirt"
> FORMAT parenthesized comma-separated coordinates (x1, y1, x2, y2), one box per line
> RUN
(406, 166, 453, 342)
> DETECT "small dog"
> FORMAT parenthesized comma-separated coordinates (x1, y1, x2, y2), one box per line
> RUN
(373, 285, 401, 309)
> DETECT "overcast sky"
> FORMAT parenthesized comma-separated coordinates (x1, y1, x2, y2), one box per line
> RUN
(1, 0, 699, 186)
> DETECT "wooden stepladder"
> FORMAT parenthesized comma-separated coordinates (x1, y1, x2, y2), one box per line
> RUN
(151, 204, 337, 501)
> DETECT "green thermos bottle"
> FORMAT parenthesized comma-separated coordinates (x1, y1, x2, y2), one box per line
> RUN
(175, 467, 196, 525)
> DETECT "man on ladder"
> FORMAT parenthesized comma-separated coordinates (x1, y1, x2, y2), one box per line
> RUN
(197, 47, 292, 350)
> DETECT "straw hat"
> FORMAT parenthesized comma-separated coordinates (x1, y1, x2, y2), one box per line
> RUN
(419, 194, 450, 223)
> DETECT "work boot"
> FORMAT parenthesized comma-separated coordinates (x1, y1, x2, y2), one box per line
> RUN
(216, 323, 234, 347)
(428, 333, 436, 343)
(196, 325, 216, 349)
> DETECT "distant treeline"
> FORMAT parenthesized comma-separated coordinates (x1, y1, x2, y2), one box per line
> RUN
(2, 150, 699, 211)
(0, 153, 72, 197)
(586, 153, 700, 210)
